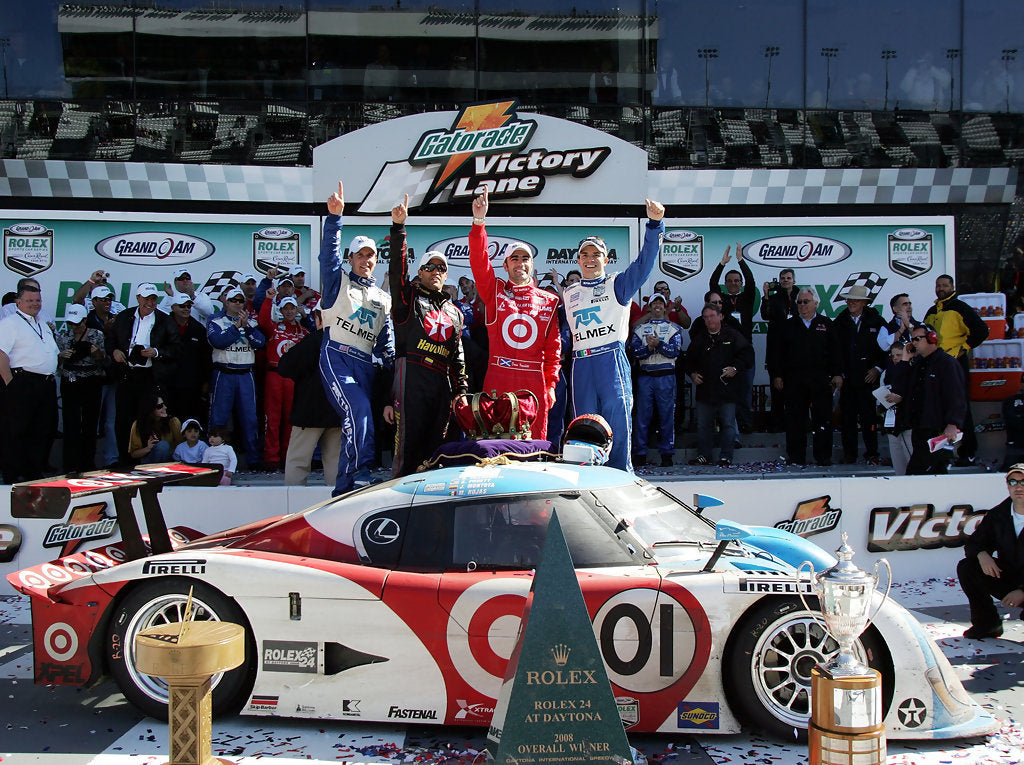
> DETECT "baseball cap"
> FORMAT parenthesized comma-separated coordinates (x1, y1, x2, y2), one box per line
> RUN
(181, 418, 201, 432)
(240, 273, 258, 284)
(578, 236, 609, 257)
(65, 304, 88, 323)
(170, 292, 193, 307)
(349, 235, 378, 256)
(417, 250, 448, 270)
(1007, 463, 1024, 478)
(223, 286, 245, 301)
(505, 241, 533, 260)
(292, 267, 306, 276)
(136, 283, 160, 298)
(279, 296, 298, 308)
(277, 276, 294, 287)
(648, 293, 667, 306)
(172, 268, 192, 280)
(90, 284, 114, 299)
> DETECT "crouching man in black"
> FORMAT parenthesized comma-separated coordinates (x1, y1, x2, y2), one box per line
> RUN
(956, 463, 1024, 639)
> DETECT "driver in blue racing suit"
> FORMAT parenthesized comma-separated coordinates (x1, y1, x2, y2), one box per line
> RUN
(562, 198, 665, 471)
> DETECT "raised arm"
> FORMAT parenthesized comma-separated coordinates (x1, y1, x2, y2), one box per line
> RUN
(614, 199, 666, 305)
(468, 187, 497, 304)
(319, 180, 346, 310)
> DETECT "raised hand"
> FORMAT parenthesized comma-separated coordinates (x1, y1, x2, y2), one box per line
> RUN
(392, 193, 409, 225)
(327, 180, 345, 216)
(473, 187, 489, 220)
(645, 198, 665, 221)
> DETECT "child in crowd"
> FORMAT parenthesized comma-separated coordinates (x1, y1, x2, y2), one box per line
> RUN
(204, 425, 237, 485)
(172, 419, 209, 464)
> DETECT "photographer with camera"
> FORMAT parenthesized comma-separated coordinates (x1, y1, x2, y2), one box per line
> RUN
(56, 304, 106, 472)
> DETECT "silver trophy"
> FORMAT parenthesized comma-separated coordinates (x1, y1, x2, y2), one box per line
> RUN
(799, 533, 891, 678)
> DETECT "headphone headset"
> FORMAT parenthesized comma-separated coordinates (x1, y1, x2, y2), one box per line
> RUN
(919, 324, 939, 345)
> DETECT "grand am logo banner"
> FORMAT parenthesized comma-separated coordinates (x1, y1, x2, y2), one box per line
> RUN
(362, 101, 610, 211)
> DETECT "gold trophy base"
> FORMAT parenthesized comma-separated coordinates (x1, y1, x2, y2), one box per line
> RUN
(809, 666, 885, 765)
(134, 621, 246, 765)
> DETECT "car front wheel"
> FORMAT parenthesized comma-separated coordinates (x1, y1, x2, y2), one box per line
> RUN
(722, 597, 893, 740)
(106, 578, 256, 719)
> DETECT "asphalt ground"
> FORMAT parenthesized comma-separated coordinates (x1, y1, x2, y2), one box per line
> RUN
(2, 579, 1023, 765)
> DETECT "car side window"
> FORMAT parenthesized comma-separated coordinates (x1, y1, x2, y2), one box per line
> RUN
(453, 499, 548, 570)
(398, 504, 454, 571)
(358, 507, 410, 566)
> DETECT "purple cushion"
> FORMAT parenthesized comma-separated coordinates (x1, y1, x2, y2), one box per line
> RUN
(427, 439, 554, 469)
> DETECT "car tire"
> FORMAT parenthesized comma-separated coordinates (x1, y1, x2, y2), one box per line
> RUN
(106, 578, 256, 719)
(722, 596, 893, 740)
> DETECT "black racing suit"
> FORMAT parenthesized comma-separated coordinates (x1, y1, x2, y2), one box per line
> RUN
(388, 223, 467, 477)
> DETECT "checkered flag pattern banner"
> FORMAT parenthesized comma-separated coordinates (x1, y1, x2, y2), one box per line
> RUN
(200, 270, 243, 298)
(358, 161, 444, 214)
(836, 272, 887, 304)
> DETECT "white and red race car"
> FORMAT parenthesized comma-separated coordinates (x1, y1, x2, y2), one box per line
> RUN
(6, 461, 997, 740)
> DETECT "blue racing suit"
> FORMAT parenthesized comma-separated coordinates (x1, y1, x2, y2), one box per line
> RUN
(207, 310, 267, 467)
(563, 219, 664, 471)
(629, 316, 682, 458)
(318, 214, 394, 495)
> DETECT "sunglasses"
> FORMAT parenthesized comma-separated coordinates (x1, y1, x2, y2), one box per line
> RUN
(1008, 478, 1024, 486)
(179, 302, 194, 308)
(796, 299, 813, 305)
(419, 263, 447, 273)
(156, 402, 167, 408)
(176, 274, 191, 280)
(93, 295, 112, 301)
(227, 297, 245, 303)
(910, 335, 927, 342)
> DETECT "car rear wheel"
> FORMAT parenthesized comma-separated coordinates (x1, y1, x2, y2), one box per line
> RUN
(106, 578, 256, 719)
(722, 597, 893, 740)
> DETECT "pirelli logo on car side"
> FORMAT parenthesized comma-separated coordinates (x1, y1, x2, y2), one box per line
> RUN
(727, 571, 813, 595)
(141, 558, 207, 575)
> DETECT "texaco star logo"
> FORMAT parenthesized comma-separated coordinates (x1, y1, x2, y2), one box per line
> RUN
(424, 309, 454, 342)
(897, 697, 927, 728)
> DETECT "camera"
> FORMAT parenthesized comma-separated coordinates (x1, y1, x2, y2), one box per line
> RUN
(767, 279, 780, 294)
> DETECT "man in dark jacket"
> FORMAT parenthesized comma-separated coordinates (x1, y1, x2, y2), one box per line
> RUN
(924, 274, 989, 463)
(835, 284, 888, 463)
(893, 323, 967, 475)
(709, 242, 757, 432)
(165, 292, 211, 427)
(107, 283, 180, 464)
(767, 288, 843, 466)
(760, 268, 800, 432)
(686, 303, 753, 466)
(956, 463, 1024, 639)
(278, 313, 343, 487)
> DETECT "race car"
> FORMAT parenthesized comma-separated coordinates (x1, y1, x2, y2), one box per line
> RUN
(6, 461, 996, 740)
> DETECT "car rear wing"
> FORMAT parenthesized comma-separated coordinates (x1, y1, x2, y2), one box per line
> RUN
(11, 463, 222, 562)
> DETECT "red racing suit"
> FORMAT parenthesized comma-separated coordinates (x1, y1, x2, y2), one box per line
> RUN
(258, 299, 309, 464)
(469, 222, 561, 440)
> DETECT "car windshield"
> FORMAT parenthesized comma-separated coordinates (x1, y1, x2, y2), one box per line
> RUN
(590, 483, 718, 549)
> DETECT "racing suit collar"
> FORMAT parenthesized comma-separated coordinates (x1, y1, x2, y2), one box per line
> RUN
(348, 271, 377, 288)
(580, 276, 608, 288)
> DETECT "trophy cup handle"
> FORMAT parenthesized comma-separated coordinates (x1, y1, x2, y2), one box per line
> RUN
(866, 557, 892, 627)
(797, 561, 829, 632)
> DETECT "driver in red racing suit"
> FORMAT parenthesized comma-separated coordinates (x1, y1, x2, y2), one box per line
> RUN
(469, 188, 560, 440)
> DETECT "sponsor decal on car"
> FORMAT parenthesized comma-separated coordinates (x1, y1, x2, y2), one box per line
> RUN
(454, 700, 495, 721)
(141, 558, 207, 575)
(728, 571, 813, 595)
(295, 704, 316, 714)
(616, 696, 639, 729)
(341, 699, 362, 717)
(249, 695, 279, 711)
(262, 640, 317, 673)
(677, 701, 720, 729)
(773, 495, 842, 538)
(0, 524, 23, 563)
(897, 697, 927, 728)
(42, 502, 117, 555)
(867, 503, 982, 552)
(37, 661, 85, 684)
(387, 706, 439, 720)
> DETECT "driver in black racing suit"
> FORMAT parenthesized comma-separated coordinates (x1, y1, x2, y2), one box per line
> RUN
(384, 194, 468, 477)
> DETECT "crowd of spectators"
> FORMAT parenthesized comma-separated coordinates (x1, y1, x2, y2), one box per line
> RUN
(0, 235, 992, 486)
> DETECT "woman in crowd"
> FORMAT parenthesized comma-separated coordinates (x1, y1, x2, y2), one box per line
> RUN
(127, 392, 183, 464)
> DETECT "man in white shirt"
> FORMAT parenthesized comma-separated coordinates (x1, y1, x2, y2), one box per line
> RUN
(0, 283, 59, 482)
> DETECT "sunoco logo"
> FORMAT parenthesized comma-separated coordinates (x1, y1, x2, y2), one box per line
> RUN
(677, 702, 720, 729)
(427, 235, 536, 265)
(95, 233, 215, 267)
(399, 99, 609, 206)
(661, 229, 703, 281)
(743, 235, 852, 268)
(774, 495, 842, 538)
(867, 503, 984, 552)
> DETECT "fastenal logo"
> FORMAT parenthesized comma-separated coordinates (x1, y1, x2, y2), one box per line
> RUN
(867, 503, 984, 552)
(743, 235, 852, 268)
(403, 100, 609, 205)
(96, 232, 215, 267)
(660, 230, 703, 281)
(889, 228, 933, 279)
(773, 495, 842, 538)
(4, 222, 53, 277)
